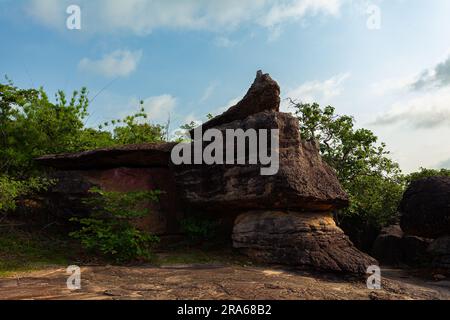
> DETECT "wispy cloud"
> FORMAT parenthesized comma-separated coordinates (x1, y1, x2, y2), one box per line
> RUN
(261, 0, 342, 28)
(78, 50, 143, 78)
(437, 158, 450, 169)
(372, 87, 450, 129)
(412, 55, 450, 90)
(142, 95, 177, 123)
(199, 83, 217, 103)
(282, 73, 350, 111)
(214, 36, 237, 48)
(370, 76, 415, 96)
(370, 55, 450, 129)
(26, 0, 344, 37)
(125, 95, 176, 124)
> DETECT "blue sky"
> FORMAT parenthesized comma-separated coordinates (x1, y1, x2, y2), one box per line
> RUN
(1, 0, 450, 172)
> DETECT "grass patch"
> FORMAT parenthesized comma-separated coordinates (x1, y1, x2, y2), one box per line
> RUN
(0, 228, 76, 277)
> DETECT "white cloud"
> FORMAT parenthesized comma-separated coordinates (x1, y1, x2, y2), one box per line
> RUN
(370, 76, 416, 96)
(261, 0, 342, 28)
(78, 50, 143, 78)
(412, 55, 450, 90)
(26, 0, 344, 36)
(140, 95, 177, 124)
(282, 73, 350, 111)
(374, 54, 450, 95)
(212, 95, 242, 116)
(214, 36, 237, 48)
(437, 158, 450, 169)
(199, 83, 217, 103)
(372, 87, 450, 129)
(26, 0, 65, 29)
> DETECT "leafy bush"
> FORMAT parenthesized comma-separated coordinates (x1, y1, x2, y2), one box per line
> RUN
(405, 167, 450, 184)
(0, 175, 51, 214)
(70, 188, 161, 262)
(180, 216, 218, 243)
(107, 101, 168, 144)
(290, 101, 403, 229)
(0, 79, 168, 214)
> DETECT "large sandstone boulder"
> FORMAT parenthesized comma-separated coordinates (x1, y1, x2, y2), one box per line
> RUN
(232, 211, 377, 274)
(400, 176, 450, 238)
(174, 112, 349, 212)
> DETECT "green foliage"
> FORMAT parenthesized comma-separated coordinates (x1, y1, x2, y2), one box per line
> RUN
(101, 100, 168, 144)
(292, 101, 401, 185)
(180, 216, 218, 243)
(0, 79, 93, 175)
(291, 101, 404, 230)
(0, 175, 51, 214)
(405, 167, 450, 184)
(0, 79, 168, 213)
(69, 188, 160, 262)
(345, 175, 404, 227)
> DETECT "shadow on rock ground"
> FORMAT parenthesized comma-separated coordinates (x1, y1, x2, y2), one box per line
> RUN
(1, 264, 449, 300)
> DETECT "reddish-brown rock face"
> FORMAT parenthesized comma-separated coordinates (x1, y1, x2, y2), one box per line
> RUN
(47, 167, 180, 235)
(80, 167, 181, 234)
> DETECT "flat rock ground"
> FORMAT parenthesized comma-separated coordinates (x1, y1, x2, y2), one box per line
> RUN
(1, 265, 449, 300)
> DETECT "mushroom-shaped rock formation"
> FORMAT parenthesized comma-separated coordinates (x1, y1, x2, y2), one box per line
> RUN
(174, 71, 376, 273)
(36, 71, 377, 274)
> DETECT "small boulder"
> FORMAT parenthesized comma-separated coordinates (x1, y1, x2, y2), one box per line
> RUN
(402, 235, 432, 266)
(428, 236, 450, 269)
(372, 225, 404, 266)
(400, 176, 450, 238)
(372, 224, 432, 266)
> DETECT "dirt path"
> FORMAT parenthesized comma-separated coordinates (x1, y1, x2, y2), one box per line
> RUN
(0, 265, 449, 300)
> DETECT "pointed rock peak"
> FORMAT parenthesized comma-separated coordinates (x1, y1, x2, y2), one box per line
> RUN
(194, 70, 281, 134)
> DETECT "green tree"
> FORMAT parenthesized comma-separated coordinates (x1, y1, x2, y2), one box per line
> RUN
(70, 188, 161, 262)
(290, 101, 404, 249)
(0, 80, 167, 215)
(405, 167, 450, 184)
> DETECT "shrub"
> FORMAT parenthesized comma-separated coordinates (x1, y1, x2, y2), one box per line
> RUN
(406, 167, 450, 184)
(0, 175, 51, 214)
(0, 80, 168, 213)
(70, 188, 161, 263)
(180, 216, 218, 243)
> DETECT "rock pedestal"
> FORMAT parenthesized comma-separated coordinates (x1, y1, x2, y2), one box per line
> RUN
(233, 211, 376, 274)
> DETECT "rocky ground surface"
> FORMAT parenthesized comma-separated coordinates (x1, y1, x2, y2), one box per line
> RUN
(1, 264, 449, 300)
